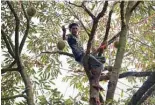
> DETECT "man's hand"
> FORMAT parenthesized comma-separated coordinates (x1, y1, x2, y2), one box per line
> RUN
(62, 26, 66, 40)
(62, 26, 66, 33)
(100, 41, 107, 50)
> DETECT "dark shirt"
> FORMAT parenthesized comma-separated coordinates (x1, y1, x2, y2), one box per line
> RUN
(67, 34, 84, 62)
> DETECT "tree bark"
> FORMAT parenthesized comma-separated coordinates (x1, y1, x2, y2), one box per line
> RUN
(128, 72, 155, 105)
(137, 84, 155, 105)
(106, 2, 127, 103)
(105, 1, 141, 104)
(100, 71, 154, 81)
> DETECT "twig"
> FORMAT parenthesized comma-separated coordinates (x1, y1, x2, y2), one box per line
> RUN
(1, 94, 27, 100)
(81, 2, 96, 19)
(1, 29, 15, 58)
(66, 4, 90, 36)
(68, 1, 82, 7)
(1, 68, 18, 74)
(97, 1, 108, 19)
(41, 51, 74, 58)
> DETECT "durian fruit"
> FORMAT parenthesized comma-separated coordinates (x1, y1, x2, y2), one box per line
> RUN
(57, 40, 65, 50)
(27, 7, 36, 17)
(114, 41, 120, 48)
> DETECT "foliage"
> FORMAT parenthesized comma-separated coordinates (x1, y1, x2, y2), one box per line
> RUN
(1, 1, 155, 105)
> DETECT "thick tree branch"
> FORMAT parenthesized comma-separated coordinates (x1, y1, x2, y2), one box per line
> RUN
(86, 2, 109, 54)
(106, 1, 128, 103)
(98, 2, 117, 56)
(103, 3, 114, 42)
(137, 84, 155, 105)
(100, 71, 155, 81)
(41, 51, 74, 58)
(120, 1, 125, 27)
(1, 29, 15, 58)
(1, 94, 27, 100)
(128, 72, 155, 105)
(96, 1, 108, 19)
(19, 2, 30, 54)
(1, 68, 18, 74)
(119, 71, 154, 78)
(7, 1, 20, 61)
(86, 19, 98, 54)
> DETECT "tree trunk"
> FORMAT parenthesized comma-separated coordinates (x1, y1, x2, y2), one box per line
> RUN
(83, 55, 102, 105)
(106, 25, 128, 103)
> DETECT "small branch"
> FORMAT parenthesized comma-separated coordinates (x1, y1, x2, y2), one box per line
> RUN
(1, 29, 15, 58)
(19, 2, 30, 54)
(82, 2, 96, 19)
(137, 84, 155, 105)
(108, 31, 121, 45)
(41, 51, 74, 58)
(66, 4, 90, 36)
(130, 1, 142, 13)
(8, 60, 16, 68)
(100, 71, 154, 81)
(128, 36, 153, 49)
(68, 1, 82, 7)
(1, 68, 18, 74)
(1, 94, 27, 100)
(97, 1, 108, 19)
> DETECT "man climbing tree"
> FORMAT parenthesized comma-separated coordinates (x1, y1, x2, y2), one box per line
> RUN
(62, 23, 107, 91)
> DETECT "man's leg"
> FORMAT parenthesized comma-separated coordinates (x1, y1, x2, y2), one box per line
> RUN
(91, 66, 103, 90)
(88, 55, 104, 90)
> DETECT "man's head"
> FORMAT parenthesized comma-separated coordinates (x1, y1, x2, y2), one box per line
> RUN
(69, 23, 79, 36)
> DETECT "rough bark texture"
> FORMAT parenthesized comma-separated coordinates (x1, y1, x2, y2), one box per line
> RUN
(106, 25, 128, 102)
(105, 1, 141, 104)
(100, 71, 154, 81)
(137, 84, 155, 105)
(128, 72, 155, 105)
(106, 2, 127, 103)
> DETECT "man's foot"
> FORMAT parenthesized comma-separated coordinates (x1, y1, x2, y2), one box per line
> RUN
(91, 79, 104, 91)
(92, 83, 104, 91)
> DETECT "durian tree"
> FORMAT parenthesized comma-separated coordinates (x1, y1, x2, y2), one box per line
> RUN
(1, 1, 155, 105)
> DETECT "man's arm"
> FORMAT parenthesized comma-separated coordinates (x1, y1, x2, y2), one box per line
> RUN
(62, 26, 66, 40)
(93, 41, 107, 55)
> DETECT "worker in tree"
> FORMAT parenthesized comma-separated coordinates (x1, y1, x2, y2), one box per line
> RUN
(62, 23, 107, 90)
